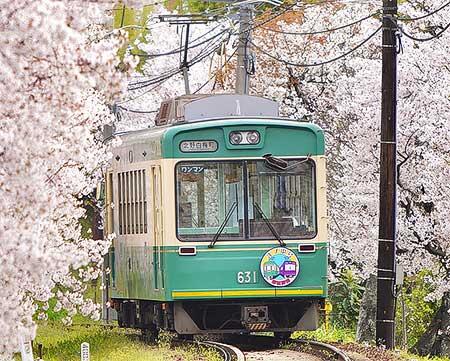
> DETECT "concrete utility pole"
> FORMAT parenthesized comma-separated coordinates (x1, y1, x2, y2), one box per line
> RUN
(376, 0, 398, 349)
(235, 5, 253, 94)
(181, 24, 191, 95)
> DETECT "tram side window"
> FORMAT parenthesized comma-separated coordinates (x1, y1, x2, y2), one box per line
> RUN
(106, 173, 114, 234)
(117, 170, 148, 235)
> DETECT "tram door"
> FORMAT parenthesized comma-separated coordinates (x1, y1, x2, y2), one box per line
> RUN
(151, 165, 164, 290)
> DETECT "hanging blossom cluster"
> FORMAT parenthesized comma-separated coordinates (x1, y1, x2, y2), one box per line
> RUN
(0, 0, 131, 357)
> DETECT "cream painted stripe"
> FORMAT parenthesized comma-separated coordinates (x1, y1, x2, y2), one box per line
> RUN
(276, 289, 323, 296)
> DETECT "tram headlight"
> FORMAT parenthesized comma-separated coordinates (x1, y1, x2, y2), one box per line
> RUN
(229, 131, 243, 145)
(246, 131, 260, 144)
(229, 131, 260, 145)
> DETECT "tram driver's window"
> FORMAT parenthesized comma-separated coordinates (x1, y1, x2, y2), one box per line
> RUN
(176, 162, 245, 241)
(247, 159, 316, 239)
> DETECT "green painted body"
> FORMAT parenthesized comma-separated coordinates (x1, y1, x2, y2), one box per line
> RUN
(111, 243, 328, 301)
(110, 117, 327, 303)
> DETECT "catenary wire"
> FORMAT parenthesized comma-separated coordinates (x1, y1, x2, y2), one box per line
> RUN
(118, 76, 174, 105)
(119, 46, 238, 107)
(127, 34, 229, 91)
(193, 46, 239, 94)
(249, 25, 382, 67)
(127, 7, 349, 91)
(119, 45, 239, 109)
(122, 0, 388, 98)
(400, 22, 450, 41)
(127, 0, 381, 66)
(258, 11, 379, 35)
(131, 25, 230, 58)
(128, 29, 229, 90)
(127, 29, 232, 89)
(398, 0, 450, 21)
(127, 67, 182, 90)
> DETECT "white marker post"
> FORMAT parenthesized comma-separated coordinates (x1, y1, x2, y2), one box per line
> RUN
(19, 337, 34, 361)
(81, 342, 90, 361)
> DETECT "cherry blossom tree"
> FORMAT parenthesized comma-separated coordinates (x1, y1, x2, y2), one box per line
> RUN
(0, 0, 129, 357)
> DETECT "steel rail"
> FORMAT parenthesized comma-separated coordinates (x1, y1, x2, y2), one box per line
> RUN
(293, 339, 352, 361)
(230, 334, 350, 361)
(200, 340, 246, 361)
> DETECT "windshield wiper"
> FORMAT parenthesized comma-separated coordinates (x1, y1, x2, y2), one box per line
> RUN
(253, 202, 286, 247)
(263, 154, 288, 171)
(208, 202, 238, 249)
(263, 153, 311, 172)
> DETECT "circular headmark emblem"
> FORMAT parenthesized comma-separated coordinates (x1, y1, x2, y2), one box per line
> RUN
(260, 247, 300, 287)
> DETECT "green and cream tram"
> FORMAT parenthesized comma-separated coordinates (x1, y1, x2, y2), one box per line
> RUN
(103, 94, 328, 338)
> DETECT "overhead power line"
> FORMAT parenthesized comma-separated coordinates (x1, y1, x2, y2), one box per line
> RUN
(118, 76, 174, 105)
(193, 46, 240, 94)
(127, 33, 230, 91)
(121, 0, 394, 98)
(400, 22, 450, 42)
(258, 11, 379, 35)
(249, 25, 382, 68)
(127, 67, 181, 90)
(127, 27, 232, 88)
(117, 105, 158, 113)
(131, 25, 229, 58)
(398, 0, 450, 21)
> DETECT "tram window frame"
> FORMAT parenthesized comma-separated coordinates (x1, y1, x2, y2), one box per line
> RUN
(246, 159, 317, 240)
(174, 158, 318, 242)
(175, 160, 246, 242)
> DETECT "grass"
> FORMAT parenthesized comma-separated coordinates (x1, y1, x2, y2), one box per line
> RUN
(293, 324, 356, 344)
(18, 321, 450, 361)
(25, 322, 221, 361)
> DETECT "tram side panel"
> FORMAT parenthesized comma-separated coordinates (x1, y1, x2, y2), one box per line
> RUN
(107, 160, 167, 304)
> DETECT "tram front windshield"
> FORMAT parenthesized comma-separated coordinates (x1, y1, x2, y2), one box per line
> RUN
(176, 160, 316, 241)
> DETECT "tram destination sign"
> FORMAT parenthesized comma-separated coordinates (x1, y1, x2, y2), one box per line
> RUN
(180, 140, 218, 153)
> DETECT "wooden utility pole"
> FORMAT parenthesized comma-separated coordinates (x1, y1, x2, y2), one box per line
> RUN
(376, 0, 398, 349)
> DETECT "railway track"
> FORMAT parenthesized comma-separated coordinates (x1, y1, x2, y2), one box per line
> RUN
(74, 324, 351, 361)
(197, 334, 351, 361)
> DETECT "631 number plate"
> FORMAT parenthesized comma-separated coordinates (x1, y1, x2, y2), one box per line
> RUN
(237, 271, 258, 284)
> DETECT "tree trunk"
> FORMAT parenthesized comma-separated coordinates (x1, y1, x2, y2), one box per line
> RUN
(356, 274, 377, 343)
(414, 292, 450, 356)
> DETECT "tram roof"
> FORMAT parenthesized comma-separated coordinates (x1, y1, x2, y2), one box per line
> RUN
(111, 92, 324, 162)
(114, 116, 325, 161)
